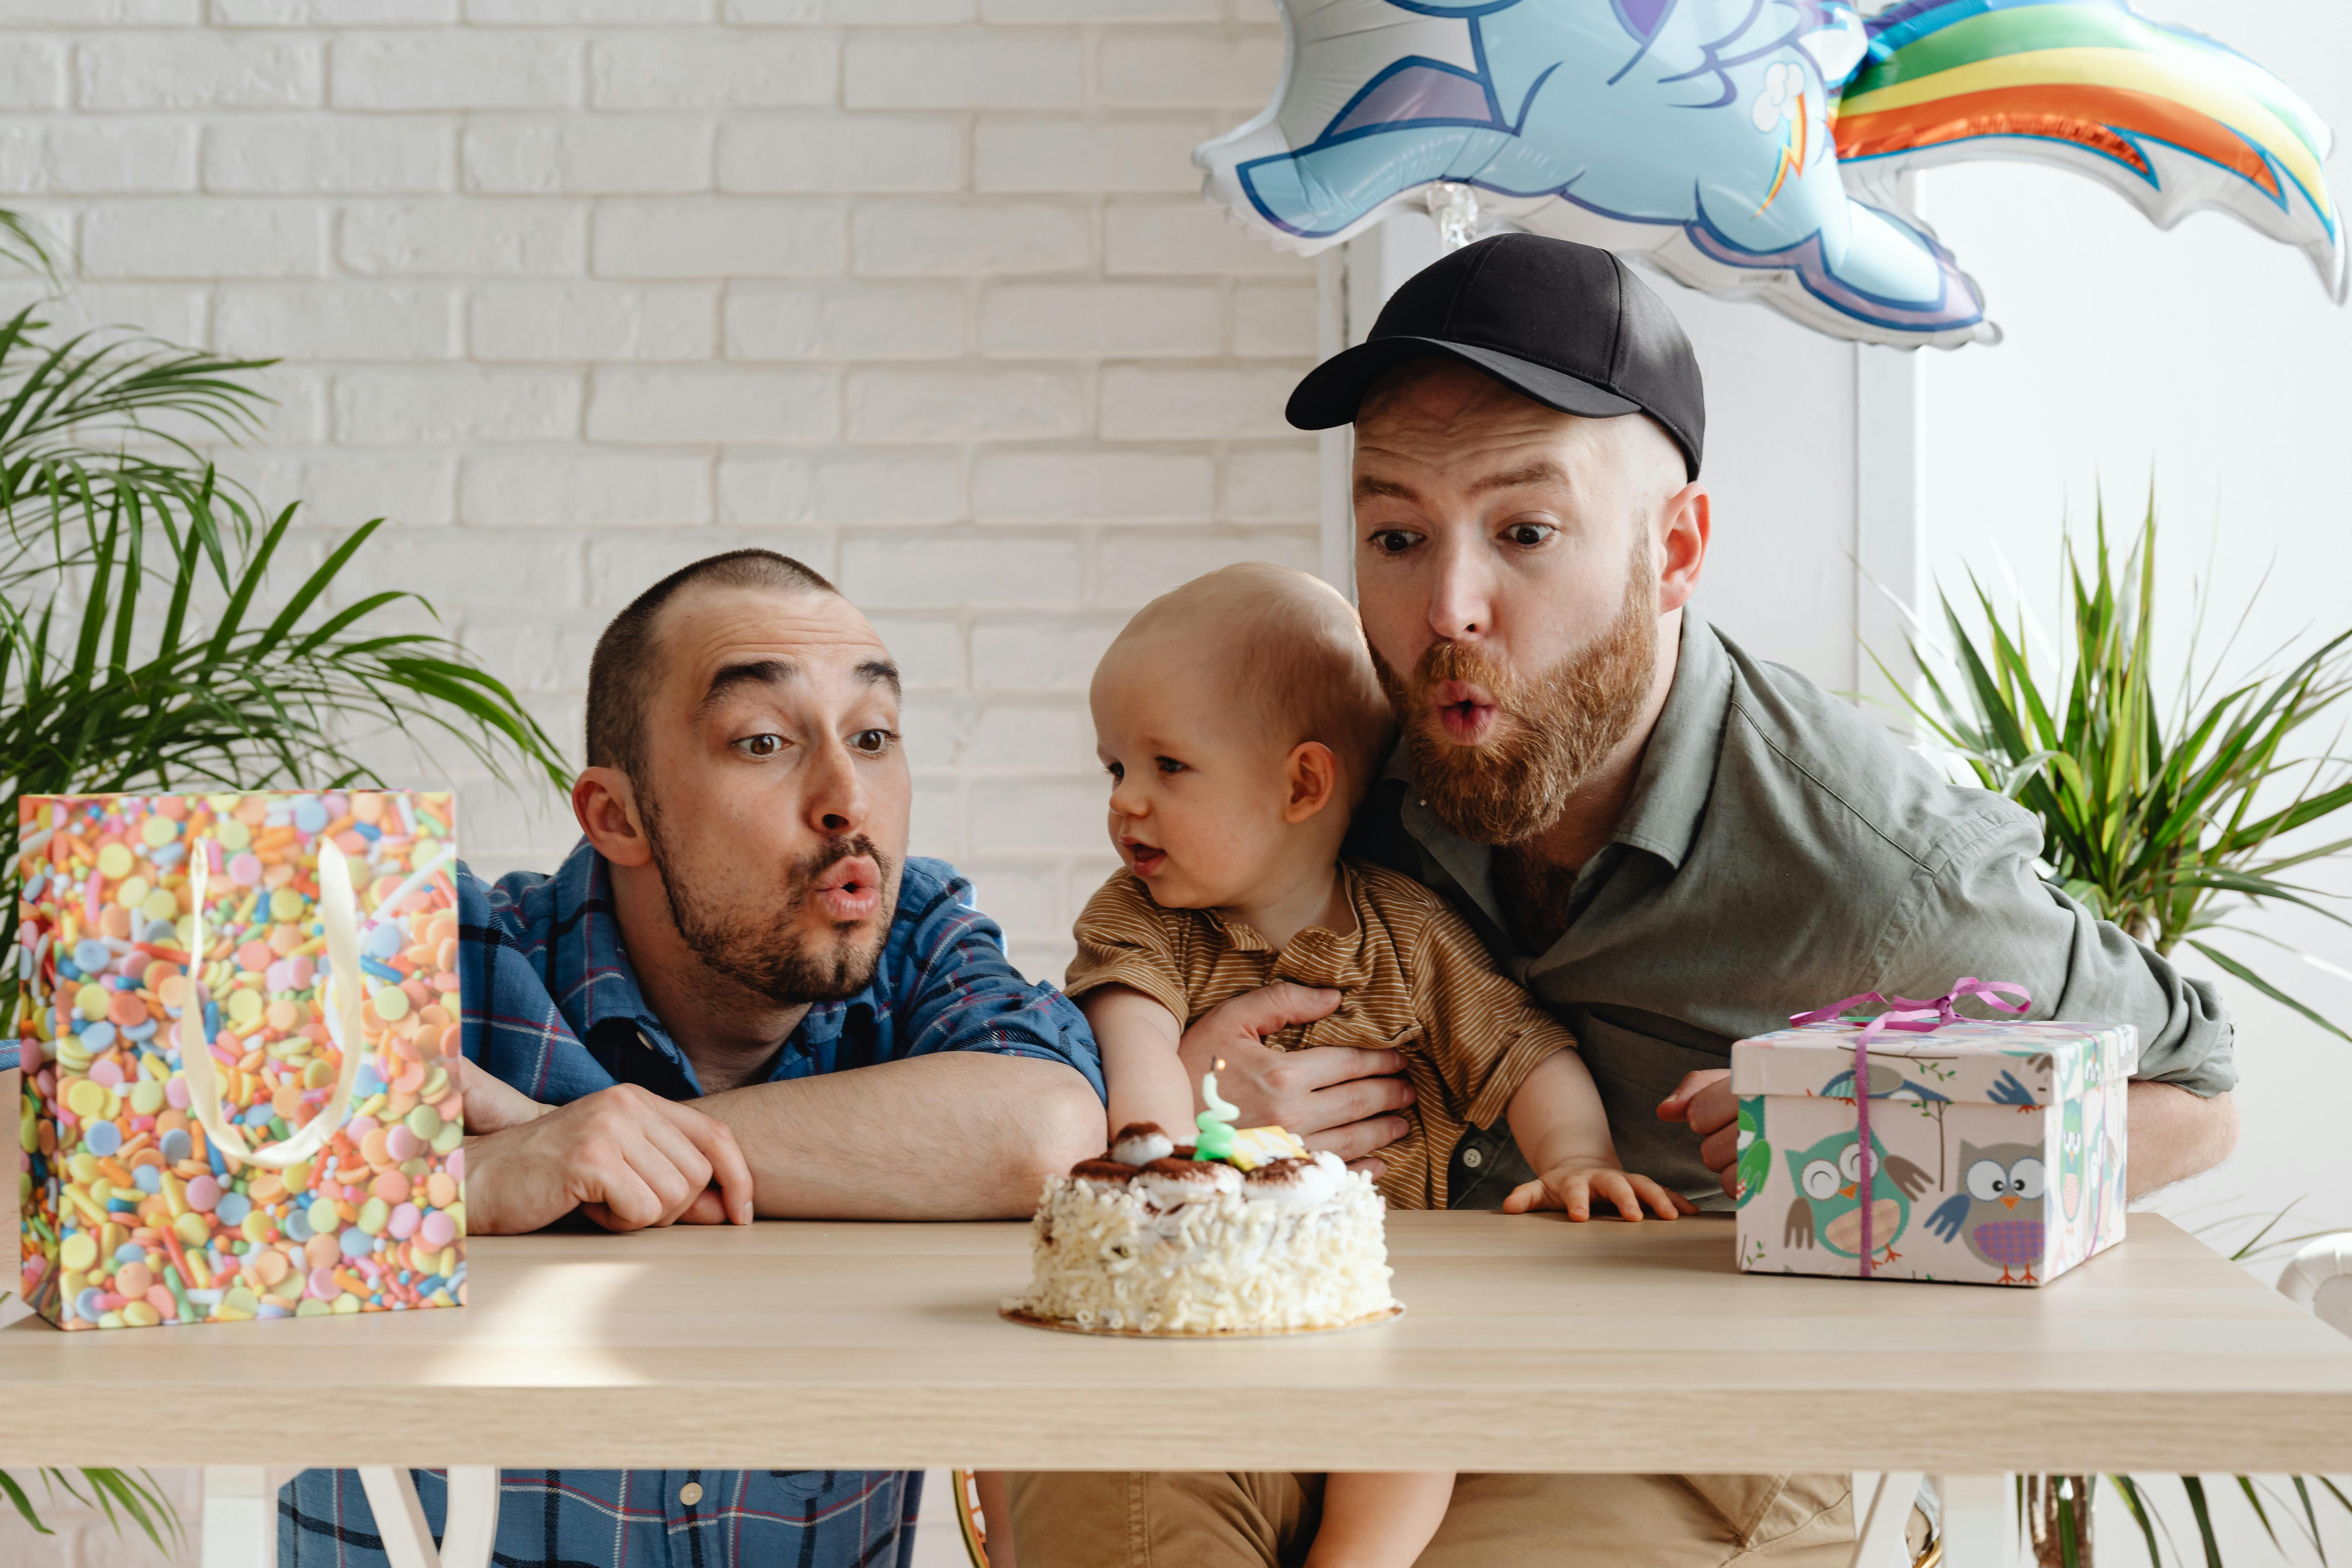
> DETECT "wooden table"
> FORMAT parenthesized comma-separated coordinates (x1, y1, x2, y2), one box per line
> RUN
(6, 1208, 2350, 1566)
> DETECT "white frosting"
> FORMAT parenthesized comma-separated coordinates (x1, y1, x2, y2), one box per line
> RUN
(1111, 1128, 1176, 1165)
(1243, 1152, 1341, 1206)
(1016, 1155, 1394, 1334)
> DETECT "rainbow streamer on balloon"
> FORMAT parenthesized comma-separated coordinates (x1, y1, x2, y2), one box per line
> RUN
(1835, 0, 2346, 300)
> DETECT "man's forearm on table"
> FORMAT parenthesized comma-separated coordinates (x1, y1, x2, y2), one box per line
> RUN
(700, 1054, 1106, 1219)
(2126, 1082, 2237, 1199)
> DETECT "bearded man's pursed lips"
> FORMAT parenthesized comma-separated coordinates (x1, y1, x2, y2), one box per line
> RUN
(794, 836, 890, 928)
(1432, 678, 1500, 744)
(809, 851, 882, 923)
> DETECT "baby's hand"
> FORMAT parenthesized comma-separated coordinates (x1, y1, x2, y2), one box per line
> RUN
(1503, 1158, 1695, 1221)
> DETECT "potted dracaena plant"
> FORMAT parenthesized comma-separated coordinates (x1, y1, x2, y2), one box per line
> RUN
(1875, 498, 2352, 1568)
(0, 213, 565, 1549)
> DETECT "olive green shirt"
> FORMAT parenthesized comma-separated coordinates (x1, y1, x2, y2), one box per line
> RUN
(1349, 612, 2236, 1210)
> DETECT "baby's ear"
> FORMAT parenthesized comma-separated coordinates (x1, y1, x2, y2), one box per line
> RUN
(1282, 741, 1340, 823)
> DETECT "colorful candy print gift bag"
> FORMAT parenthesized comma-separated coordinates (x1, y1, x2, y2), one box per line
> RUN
(16, 791, 468, 1330)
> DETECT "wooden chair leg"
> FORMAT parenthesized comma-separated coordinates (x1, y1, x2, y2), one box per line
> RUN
(952, 1469, 991, 1567)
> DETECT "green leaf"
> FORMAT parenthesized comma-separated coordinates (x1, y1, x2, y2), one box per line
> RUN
(2225, 1198, 2305, 1262)
(2233, 1475, 2282, 1557)
(0, 261, 571, 923)
(2182, 1477, 2224, 1568)
(1864, 500, 2352, 1022)
(2108, 1474, 2168, 1568)
(2186, 941, 2352, 1044)
(2289, 1476, 2328, 1566)
(2058, 1479, 2085, 1568)
(0, 1469, 55, 1535)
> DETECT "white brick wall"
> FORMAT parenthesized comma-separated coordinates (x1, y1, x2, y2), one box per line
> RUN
(0, 0, 1315, 980)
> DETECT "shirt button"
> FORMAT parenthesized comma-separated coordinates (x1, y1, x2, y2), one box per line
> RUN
(1462, 1147, 1484, 1169)
(679, 1482, 704, 1507)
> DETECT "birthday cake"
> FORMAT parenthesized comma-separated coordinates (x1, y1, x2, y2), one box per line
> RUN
(1007, 1121, 1397, 1336)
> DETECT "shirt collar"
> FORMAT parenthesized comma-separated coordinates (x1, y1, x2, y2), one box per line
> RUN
(1187, 863, 1373, 975)
(1391, 609, 1732, 891)
(1608, 609, 1730, 872)
(546, 842, 692, 1079)
(545, 839, 881, 1089)
(553, 843, 648, 1038)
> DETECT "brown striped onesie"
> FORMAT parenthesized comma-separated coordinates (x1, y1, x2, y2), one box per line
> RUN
(1065, 857, 1576, 1211)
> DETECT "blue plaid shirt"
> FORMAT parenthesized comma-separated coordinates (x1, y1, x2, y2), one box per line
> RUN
(281, 840, 1101, 1568)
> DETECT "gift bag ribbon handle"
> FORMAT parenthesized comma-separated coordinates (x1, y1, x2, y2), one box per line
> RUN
(1787, 977, 2031, 1277)
(179, 841, 369, 1172)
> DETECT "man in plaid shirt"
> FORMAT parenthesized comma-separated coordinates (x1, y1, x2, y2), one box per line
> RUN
(280, 549, 1106, 1568)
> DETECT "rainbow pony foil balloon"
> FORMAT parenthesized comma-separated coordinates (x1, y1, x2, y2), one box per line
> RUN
(1197, 0, 2345, 347)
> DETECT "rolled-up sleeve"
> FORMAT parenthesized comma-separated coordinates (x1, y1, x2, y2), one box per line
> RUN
(1891, 811, 2236, 1095)
(890, 863, 1106, 1100)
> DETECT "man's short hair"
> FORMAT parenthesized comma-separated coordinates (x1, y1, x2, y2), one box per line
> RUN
(585, 548, 837, 782)
(1112, 562, 1395, 808)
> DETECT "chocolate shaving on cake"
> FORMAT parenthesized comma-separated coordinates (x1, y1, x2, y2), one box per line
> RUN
(1141, 1157, 1220, 1181)
(1069, 1158, 1137, 1183)
(1244, 1157, 1310, 1185)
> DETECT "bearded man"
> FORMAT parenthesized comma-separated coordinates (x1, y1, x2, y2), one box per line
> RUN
(279, 548, 1106, 1568)
(1014, 236, 2241, 1566)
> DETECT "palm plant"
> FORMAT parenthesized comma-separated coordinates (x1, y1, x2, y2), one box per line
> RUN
(1, 1465, 183, 1552)
(0, 315, 568, 882)
(0, 1291, 184, 1553)
(1877, 497, 2352, 1568)
(1883, 496, 2352, 1042)
(0, 249, 567, 904)
(0, 221, 564, 1547)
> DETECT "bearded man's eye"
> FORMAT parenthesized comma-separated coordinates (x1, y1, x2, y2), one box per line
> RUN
(735, 734, 785, 758)
(852, 729, 897, 755)
(1369, 529, 1419, 555)
(1504, 522, 1556, 547)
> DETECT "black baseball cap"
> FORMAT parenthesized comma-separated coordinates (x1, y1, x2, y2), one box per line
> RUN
(1286, 233, 1705, 479)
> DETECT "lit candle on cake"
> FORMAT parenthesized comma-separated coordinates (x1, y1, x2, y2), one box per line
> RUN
(1194, 1057, 1239, 1161)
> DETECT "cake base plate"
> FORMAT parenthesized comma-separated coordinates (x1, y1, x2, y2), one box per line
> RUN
(998, 1304, 1404, 1339)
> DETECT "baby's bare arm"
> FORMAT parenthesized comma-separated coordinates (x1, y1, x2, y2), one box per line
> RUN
(1503, 1050, 1693, 1220)
(1504, 1049, 1615, 1173)
(1306, 1472, 1454, 1568)
(1082, 985, 1197, 1141)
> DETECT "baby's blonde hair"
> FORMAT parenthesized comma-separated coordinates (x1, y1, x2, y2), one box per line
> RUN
(1108, 563, 1396, 807)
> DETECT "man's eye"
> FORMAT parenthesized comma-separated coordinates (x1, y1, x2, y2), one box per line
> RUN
(1155, 757, 1186, 775)
(851, 728, 897, 755)
(1502, 522, 1556, 547)
(1367, 529, 1420, 556)
(734, 734, 786, 758)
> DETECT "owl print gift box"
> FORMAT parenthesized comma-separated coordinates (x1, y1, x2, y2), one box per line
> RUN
(1730, 992, 2134, 1287)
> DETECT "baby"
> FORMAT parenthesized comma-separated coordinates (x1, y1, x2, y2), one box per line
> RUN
(1063, 563, 1689, 1568)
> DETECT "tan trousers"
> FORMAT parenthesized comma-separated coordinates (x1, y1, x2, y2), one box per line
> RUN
(1006, 1470, 1879, 1568)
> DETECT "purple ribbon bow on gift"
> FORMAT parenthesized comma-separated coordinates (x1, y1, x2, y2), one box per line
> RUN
(1786, 978, 2032, 1277)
